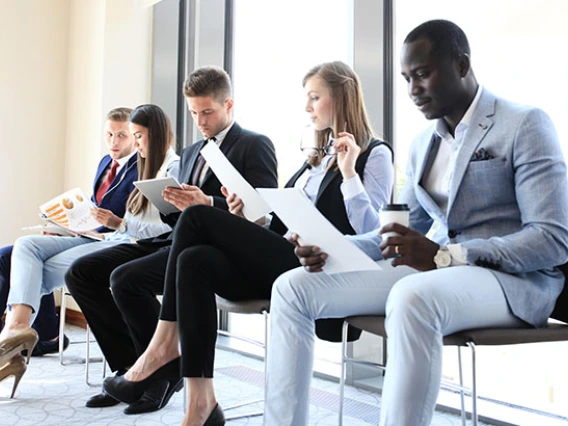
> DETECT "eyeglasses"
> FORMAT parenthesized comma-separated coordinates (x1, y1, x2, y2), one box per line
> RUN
(300, 140, 337, 158)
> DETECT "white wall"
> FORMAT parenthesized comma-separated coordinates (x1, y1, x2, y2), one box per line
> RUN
(65, 0, 153, 196)
(0, 0, 71, 246)
(0, 0, 153, 247)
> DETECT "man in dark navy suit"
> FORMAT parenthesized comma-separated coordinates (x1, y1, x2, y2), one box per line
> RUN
(65, 67, 278, 414)
(0, 107, 138, 357)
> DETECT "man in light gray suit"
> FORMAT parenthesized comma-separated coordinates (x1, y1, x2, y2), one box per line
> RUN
(262, 20, 568, 426)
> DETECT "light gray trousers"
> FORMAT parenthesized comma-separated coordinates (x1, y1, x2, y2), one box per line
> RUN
(263, 261, 524, 426)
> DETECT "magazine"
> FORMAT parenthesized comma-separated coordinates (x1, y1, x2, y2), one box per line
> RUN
(37, 188, 104, 240)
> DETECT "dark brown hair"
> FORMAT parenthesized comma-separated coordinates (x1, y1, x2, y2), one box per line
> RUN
(126, 104, 174, 215)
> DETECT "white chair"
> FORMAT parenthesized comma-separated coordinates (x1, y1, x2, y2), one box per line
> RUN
(214, 296, 270, 420)
(58, 286, 107, 386)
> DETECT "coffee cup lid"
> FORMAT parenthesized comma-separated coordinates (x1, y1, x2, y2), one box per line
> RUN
(381, 203, 409, 211)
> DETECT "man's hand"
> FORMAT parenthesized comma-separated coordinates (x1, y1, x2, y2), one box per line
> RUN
(163, 184, 211, 210)
(289, 233, 328, 273)
(91, 207, 122, 229)
(379, 223, 439, 271)
(221, 186, 245, 218)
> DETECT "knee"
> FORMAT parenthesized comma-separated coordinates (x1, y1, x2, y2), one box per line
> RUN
(13, 235, 40, 256)
(177, 204, 210, 228)
(110, 263, 138, 295)
(64, 257, 86, 290)
(271, 268, 313, 318)
(385, 274, 442, 332)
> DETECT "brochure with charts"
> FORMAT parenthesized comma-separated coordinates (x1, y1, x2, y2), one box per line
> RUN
(39, 188, 102, 233)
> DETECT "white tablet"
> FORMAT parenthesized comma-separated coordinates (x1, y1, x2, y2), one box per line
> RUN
(133, 176, 183, 215)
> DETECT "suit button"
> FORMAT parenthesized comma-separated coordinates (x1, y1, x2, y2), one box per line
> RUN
(448, 230, 457, 239)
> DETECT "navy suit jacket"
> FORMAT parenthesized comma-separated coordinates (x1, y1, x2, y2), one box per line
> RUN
(91, 153, 138, 232)
(149, 122, 278, 242)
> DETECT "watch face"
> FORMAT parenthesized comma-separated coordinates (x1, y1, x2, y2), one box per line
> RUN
(435, 250, 451, 267)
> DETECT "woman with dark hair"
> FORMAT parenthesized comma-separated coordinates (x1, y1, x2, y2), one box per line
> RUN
(103, 61, 394, 426)
(0, 104, 179, 396)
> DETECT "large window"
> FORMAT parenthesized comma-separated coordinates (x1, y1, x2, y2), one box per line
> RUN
(231, 0, 354, 183)
(229, 0, 355, 373)
(394, 1, 568, 420)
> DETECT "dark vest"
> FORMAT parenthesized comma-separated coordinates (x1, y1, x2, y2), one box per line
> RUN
(270, 139, 392, 342)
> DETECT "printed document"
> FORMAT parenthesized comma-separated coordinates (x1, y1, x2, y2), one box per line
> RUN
(257, 188, 381, 274)
(200, 141, 271, 221)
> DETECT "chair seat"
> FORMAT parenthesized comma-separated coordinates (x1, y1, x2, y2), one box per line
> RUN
(215, 296, 270, 314)
(346, 315, 568, 346)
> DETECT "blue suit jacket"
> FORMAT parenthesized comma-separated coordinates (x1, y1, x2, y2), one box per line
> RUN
(403, 89, 568, 326)
(352, 90, 568, 326)
(91, 153, 138, 231)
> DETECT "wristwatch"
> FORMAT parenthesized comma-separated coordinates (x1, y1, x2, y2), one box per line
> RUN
(117, 219, 127, 233)
(433, 246, 452, 268)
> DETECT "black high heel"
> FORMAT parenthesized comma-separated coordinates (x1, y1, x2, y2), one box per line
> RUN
(103, 357, 180, 404)
(204, 403, 225, 426)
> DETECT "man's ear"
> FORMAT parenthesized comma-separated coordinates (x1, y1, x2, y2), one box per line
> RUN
(457, 53, 471, 78)
(225, 98, 234, 113)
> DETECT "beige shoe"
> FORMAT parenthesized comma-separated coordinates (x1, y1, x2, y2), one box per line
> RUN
(0, 328, 39, 366)
(0, 354, 27, 398)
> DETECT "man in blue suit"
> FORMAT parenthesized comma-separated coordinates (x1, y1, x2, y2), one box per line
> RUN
(263, 20, 568, 426)
(0, 107, 137, 356)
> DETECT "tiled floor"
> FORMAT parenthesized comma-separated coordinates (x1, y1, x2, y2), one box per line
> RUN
(0, 325, 488, 426)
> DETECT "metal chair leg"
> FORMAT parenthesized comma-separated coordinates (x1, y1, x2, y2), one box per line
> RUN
(338, 320, 349, 426)
(468, 342, 478, 426)
(457, 346, 466, 426)
(59, 289, 67, 365)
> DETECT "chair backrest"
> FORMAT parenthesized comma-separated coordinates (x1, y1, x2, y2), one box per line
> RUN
(551, 262, 568, 323)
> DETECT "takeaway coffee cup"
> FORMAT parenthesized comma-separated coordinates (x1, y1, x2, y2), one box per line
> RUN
(379, 204, 410, 240)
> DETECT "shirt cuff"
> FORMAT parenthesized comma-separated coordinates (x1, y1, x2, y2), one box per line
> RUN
(340, 175, 365, 200)
(448, 244, 468, 266)
(210, 196, 214, 206)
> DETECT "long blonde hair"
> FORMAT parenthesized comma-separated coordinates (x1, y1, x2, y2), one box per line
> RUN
(302, 61, 375, 167)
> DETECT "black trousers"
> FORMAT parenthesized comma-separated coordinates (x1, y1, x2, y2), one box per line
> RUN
(160, 205, 300, 378)
(65, 243, 169, 371)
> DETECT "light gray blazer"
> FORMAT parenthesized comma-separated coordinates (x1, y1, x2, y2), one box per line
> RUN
(353, 89, 568, 327)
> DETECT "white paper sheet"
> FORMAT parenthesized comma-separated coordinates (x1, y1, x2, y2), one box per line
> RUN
(200, 141, 271, 221)
(257, 188, 381, 274)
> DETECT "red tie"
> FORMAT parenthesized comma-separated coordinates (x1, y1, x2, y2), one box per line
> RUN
(95, 160, 119, 204)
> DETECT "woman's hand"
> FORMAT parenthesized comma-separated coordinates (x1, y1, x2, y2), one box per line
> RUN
(91, 207, 122, 229)
(221, 186, 245, 218)
(334, 132, 360, 180)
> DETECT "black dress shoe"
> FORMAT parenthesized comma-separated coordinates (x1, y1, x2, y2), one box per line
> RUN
(123, 377, 183, 415)
(103, 357, 180, 404)
(21, 334, 70, 357)
(85, 390, 120, 408)
(204, 403, 225, 426)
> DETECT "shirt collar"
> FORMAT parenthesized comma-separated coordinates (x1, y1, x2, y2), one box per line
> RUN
(435, 86, 483, 139)
(210, 120, 234, 145)
(115, 149, 137, 167)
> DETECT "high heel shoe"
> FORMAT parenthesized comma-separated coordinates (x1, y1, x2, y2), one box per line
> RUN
(103, 357, 181, 404)
(0, 329, 39, 366)
(0, 354, 27, 398)
(204, 403, 225, 426)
